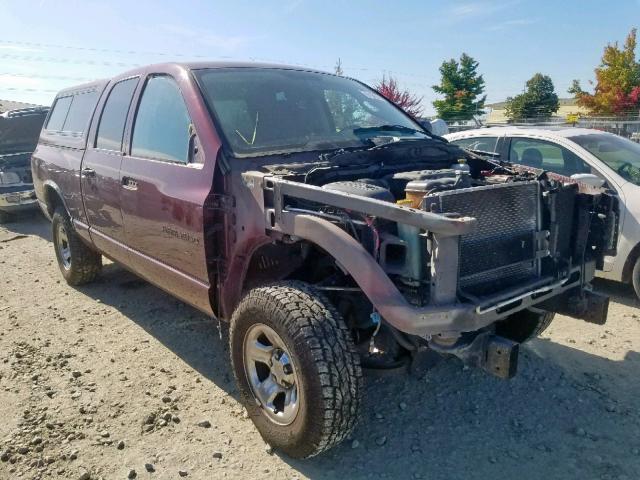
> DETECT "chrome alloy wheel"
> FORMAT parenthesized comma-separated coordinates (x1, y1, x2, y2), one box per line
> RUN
(243, 323, 300, 425)
(56, 223, 72, 270)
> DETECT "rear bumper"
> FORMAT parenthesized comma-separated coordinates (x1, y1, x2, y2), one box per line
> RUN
(0, 189, 38, 213)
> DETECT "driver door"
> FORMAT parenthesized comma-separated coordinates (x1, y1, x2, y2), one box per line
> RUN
(119, 74, 213, 314)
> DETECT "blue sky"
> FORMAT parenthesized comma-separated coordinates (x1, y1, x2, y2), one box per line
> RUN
(0, 0, 639, 115)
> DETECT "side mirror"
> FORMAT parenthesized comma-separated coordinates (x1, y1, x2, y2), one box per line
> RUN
(570, 173, 606, 188)
(417, 119, 432, 134)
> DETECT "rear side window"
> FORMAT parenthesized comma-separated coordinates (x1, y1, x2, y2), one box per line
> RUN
(451, 136, 498, 152)
(63, 90, 99, 134)
(510, 138, 562, 169)
(46, 96, 72, 131)
(96, 78, 138, 151)
(131, 75, 191, 163)
(509, 137, 591, 176)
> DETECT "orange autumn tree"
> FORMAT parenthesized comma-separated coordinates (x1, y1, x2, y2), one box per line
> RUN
(569, 28, 640, 115)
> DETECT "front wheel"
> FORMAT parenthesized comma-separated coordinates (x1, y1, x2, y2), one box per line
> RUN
(632, 256, 640, 301)
(52, 208, 102, 285)
(230, 281, 363, 458)
(495, 309, 555, 343)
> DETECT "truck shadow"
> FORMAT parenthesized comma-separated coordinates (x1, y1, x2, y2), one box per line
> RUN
(0, 210, 51, 242)
(75, 263, 640, 480)
(593, 277, 640, 309)
(286, 341, 640, 480)
(76, 262, 238, 399)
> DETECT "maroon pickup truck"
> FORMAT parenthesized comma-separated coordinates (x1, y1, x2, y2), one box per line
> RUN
(32, 62, 617, 458)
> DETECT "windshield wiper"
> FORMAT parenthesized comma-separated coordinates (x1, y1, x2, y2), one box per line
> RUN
(353, 124, 427, 136)
(465, 148, 501, 158)
(321, 137, 442, 164)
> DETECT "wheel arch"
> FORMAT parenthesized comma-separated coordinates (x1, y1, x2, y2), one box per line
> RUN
(42, 181, 69, 218)
(219, 237, 280, 319)
(220, 236, 343, 320)
(621, 241, 640, 283)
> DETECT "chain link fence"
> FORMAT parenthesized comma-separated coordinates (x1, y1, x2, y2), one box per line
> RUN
(429, 115, 640, 141)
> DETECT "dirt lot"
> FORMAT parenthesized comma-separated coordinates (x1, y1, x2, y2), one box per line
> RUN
(1, 213, 639, 480)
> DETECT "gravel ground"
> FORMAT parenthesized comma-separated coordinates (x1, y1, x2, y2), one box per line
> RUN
(1, 213, 639, 480)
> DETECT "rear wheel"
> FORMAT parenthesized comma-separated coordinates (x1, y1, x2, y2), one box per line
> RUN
(52, 208, 102, 285)
(230, 281, 362, 458)
(632, 257, 640, 301)
(495, 309, 555, 343)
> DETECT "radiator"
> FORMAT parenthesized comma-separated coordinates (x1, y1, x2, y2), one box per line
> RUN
(427, 181, 541, 295)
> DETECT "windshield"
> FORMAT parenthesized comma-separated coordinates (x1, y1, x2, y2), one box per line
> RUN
(571, 133, 640, 186)
(194, 68, 427, 156)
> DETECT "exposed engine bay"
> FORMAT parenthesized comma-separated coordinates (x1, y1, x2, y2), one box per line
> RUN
(320, 166, 542, 296)
(239, 139, 618, 377)
(261, 144, 615, 296)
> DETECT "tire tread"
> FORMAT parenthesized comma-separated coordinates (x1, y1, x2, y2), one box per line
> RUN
(230, 281, 363, 458)
(632, 257, 640, 300)
(52, 208, 101, 285)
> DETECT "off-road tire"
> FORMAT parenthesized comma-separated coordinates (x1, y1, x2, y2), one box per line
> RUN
(0, 210, 15, 224)
(230, 281, 363, 458)
(632, 257, 640, 301)
(495, 309, 555, 343)
(52, 208, 101, 285)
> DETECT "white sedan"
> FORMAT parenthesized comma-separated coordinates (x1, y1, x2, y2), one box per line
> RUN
(446, 126, 640, 299)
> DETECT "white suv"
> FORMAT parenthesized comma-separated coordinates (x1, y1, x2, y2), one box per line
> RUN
(446, 127, 640, 299)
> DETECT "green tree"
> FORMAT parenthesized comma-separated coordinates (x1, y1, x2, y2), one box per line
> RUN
(432, 53, 486, 120)
(505, 73, 559, 120)
(569, 28, 640, 115)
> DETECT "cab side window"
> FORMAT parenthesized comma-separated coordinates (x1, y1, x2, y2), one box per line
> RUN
(63, 91, 99, 134)
(96, 78, 138, 151)
(509, 138, 591, 176)
(131, 76, 191, 163)
(45, 91, 99, 135)
(451, 136, 498, 153)
(46, 96, 73, 131)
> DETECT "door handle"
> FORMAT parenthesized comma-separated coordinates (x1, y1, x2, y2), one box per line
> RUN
(82, 167, 96, 177)
(122, 176, 138, 191)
